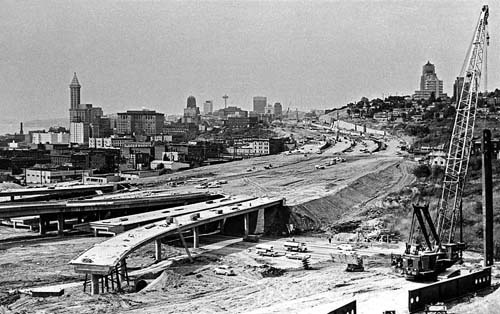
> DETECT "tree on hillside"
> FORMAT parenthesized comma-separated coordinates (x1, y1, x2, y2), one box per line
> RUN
(413, 164, 431, 178)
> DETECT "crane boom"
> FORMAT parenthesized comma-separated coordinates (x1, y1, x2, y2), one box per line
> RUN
(435, 4, 489, 246)
(394, 5, 490, 280)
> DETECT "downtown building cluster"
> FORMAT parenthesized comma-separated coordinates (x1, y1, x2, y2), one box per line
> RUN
(0, 73, 293, 184)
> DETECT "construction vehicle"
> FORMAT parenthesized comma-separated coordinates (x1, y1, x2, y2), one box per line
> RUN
(330, 252, 364, 272)
(283, 241, 308, 252)
(285, 252, 311, 260)
(255, 244, 279, 257)
(394, 5, 489, 280)
(425, 304, 447, 314)
(243, 234, 260, 242)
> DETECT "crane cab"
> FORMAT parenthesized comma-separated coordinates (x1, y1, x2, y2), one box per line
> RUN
(400, 243, 464, 280)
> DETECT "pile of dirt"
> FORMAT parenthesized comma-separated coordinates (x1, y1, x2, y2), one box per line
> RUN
(260, 266, 285, 278)
(0, 291, 20, 307)
(142, 270, 184, 292)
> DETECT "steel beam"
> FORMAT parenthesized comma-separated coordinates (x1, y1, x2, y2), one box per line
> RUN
(482, 129, 494, 267)
(408, 267, 491, 313)
(328, 300, 356, 314)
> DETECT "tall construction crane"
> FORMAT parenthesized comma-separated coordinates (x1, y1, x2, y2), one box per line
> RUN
(396, 5, 489, 280)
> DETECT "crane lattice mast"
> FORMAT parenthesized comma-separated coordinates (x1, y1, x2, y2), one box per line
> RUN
(435, 5, 489, 246)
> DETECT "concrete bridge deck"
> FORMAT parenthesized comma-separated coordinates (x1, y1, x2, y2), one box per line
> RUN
(0, 192, 221, 235)
(0, 192, 219, 219)
(0, 184, 117, 201)
(88, 195, 256, 235)
(69, 197, 284, 294)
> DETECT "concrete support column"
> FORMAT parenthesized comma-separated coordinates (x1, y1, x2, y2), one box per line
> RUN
(10, 195, 14, 201)
(244, 213, 250, 237)
(193, 227, 199, 249)
(255, 208, 265, 234)
(57, 213, 64, 235)
(90, 274, 100, 295)
(155, 239, 162, 261)
(219, 219, 226, 234)
(119, 259, 127, 283)
(38, 215, 47, 235)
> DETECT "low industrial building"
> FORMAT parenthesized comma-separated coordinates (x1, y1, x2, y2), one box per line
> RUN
(25, 166, 89, 184)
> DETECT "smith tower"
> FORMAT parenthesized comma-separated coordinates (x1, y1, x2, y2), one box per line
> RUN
(68, 72, 104, 144)
(69, 72, 81, 109)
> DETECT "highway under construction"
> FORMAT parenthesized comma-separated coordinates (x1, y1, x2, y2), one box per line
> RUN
(1, 4, 499, 314)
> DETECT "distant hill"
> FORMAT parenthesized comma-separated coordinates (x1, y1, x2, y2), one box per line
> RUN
(0, 117, 67, 135)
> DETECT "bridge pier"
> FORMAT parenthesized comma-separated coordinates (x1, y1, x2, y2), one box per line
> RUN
(91, 274, 100, 295)
(255, 208, 264, 234)
(155, 239, 162, 261)
(38, 215, 48, 235)
(119, 259, 127, 283)
(219, 218, 226, 234)
(193, 227, 199, 248)
(244, 213, 250, 237)
(57, 213, 64, 235)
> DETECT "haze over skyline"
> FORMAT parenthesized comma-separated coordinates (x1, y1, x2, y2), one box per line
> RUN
(1, 0, 499, 122)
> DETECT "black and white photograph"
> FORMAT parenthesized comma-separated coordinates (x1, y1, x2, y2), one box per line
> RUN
(0, 1, 499, 313)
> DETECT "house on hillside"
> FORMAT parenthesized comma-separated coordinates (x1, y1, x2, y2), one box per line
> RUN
(430, 156, 446, 168)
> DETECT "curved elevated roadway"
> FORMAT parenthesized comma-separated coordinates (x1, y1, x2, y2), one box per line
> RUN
(88, 195, 256, 235)
(69, 196, 284, 294)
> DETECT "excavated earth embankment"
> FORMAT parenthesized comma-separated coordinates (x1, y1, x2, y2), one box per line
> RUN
(287, 158, 415, 231)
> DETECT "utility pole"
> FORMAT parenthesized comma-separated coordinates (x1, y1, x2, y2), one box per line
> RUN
(482, 129, 494, 267)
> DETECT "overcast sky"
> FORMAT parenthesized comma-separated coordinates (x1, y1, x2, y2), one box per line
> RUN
(1, 0, 498, 121)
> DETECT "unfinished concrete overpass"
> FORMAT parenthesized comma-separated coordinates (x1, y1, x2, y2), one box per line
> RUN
(0, 184, 117, 201)
(69, 196, 285, 294)
(87, 195, 257, 235)
(0, 192, 220, 234)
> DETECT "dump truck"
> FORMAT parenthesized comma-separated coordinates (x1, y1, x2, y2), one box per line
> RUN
(255, 244, 278, 257)
(283, 241, 307, 252)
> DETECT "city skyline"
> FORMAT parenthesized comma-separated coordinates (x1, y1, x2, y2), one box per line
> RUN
(2, 1, 499, 122)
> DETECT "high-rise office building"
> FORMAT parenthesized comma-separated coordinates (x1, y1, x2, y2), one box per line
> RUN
(203, 100, 213, 115)
(69, 72, 80, 110)
(274, 102, 283, 118)
(116, 110, 165, 136)
(253, 96, 267, 113)
(68, 73, 104, 144)
(187, 96, 197, 109)
(183, 96, 200, 124)
(413, 61, 445, 100)
(453, 76, 466, 102)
